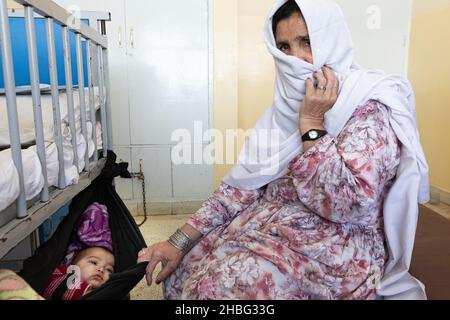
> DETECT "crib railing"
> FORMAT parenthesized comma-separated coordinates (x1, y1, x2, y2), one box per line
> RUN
(0, 0, 112, 221)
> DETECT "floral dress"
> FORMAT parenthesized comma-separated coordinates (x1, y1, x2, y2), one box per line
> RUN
(164, 100, 401, 300)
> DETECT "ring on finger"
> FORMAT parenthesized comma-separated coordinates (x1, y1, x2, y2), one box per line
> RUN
(317, 85, 327, 91)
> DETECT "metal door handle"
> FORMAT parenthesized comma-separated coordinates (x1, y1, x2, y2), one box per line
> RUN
(130, 28, 135, 48)
(118, 26, 123, 47)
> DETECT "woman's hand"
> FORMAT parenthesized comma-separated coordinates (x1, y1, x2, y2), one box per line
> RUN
(138, 241, 184, 286)
(299, 66, 339, 135)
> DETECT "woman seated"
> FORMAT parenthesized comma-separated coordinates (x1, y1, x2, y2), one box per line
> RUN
(138, 0, 429, 300)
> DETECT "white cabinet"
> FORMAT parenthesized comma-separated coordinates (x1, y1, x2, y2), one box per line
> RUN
(55, 0, 213, 205)
(336, 0, 412, 75)
(126, 0, 210, 146)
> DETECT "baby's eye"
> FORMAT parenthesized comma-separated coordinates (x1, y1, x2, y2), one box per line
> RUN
(88, 260, 98, 266)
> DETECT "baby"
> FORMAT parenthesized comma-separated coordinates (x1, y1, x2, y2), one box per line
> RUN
(43, 246, 115, 300)
(72, 247, 115, 293)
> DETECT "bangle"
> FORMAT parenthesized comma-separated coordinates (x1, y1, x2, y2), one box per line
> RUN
(168, 229, 194, 254)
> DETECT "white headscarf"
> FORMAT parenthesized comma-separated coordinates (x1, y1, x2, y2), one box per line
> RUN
(223, 0, 430, 300)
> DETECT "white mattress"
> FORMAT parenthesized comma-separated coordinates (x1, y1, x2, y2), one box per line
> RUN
(0, 87, 104, 212)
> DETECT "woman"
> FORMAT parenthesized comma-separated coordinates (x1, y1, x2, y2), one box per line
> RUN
(138, 0, 429, 300)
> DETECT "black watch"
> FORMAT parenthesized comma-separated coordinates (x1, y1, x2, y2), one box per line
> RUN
(301, 129, 328, 142)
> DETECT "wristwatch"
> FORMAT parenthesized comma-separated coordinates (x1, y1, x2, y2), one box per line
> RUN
(301, 129, 328, 142)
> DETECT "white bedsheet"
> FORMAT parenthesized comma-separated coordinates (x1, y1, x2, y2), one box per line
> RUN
(0, 87, 104, 213)
(0, 87, 102, 147)
(0, 121, 103, 212)
(0, 149, 20, 212)
(0, 147, 43, 212)
(0, 143, 79, 212)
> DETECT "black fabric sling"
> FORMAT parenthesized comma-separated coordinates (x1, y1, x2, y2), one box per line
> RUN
(18, 151, 148, 300)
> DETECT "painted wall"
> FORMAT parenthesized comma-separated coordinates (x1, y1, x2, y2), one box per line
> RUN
(6, 0, 21, 9)
(237, 0, 276, 131)
(409, 1, 450, 192)
(213, 0, 274, 187)
(212, 0, 239, 187)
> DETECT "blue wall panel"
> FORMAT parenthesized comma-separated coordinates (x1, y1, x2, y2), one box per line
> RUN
(0, 17, 89, 89)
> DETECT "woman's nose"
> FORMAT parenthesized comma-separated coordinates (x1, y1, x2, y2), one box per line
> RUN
(292, 47, 312, 64)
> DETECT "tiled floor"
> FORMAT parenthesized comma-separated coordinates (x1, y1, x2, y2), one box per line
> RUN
(424, 203, 450, 220)
(130, 214, 191, 300)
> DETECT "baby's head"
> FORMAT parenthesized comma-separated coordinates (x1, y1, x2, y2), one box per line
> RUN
(72, 247, 115, 290)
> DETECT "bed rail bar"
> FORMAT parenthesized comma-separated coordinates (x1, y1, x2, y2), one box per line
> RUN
(103, 49, 113, 150)
(97, 45, 108, 157)
(62, 26, 79, 171)
(86, 40, 98, 164)
(75, 33, 89, 172)
(0, 0, 27, 218)
(46, 17, 66, 189)
(25, 6, 49, 202)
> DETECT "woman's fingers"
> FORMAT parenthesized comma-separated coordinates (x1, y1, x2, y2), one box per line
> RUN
(313, 71, 327, 93)
(144, 250, 160, 286)
(322, 66, 339, 101)
(305, 78, 314, 96)
(137, 248, 149, 263)
(155, 261, 177, 285)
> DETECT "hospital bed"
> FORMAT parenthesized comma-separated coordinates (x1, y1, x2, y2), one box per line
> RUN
(0, 0, 112, 259)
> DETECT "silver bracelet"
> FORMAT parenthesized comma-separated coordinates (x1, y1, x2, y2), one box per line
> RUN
(168, 229, 194, 254)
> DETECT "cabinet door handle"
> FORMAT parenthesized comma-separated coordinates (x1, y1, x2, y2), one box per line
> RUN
(118, 26, 123, 47)
(130, 28, 135, 48)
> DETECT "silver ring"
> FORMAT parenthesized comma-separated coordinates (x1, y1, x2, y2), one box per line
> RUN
(317, 85, 327, 91)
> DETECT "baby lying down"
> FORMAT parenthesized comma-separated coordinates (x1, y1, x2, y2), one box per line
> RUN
(43, 202, 114, 300)
(42, 246, 114, 300)
(0, 246, 114, 300)
(1, 202, 114, 300)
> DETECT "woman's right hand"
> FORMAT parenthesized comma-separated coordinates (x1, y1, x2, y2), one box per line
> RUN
(138, 241, 184, 286)
(299, 66, 339, 134)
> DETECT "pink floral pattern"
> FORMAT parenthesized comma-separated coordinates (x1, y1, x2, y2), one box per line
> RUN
(164, 100, 401, 300)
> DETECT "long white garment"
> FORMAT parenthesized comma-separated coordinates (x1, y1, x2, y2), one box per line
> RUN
(223, 0, 430, 300)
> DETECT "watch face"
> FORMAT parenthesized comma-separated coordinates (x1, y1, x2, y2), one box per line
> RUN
(309, 131, 319, 139)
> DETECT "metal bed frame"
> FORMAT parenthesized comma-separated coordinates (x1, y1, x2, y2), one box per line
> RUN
(0, 0, 113, 259)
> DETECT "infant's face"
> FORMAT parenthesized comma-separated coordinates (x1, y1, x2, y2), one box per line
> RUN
(73, 247, 115, 289)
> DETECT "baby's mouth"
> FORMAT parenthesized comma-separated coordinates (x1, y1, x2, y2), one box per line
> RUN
(91, 274, 104, 282)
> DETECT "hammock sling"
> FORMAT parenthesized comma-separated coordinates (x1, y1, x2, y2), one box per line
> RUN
(18, 151, 148, 300)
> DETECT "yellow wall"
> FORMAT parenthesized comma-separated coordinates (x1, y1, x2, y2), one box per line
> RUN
(213, 0, 274, 186)
(409, 4, 450, 193)
(237, 0, 275, 131)
(213, 0, 239, 186)
(7, 0, 22, 9)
